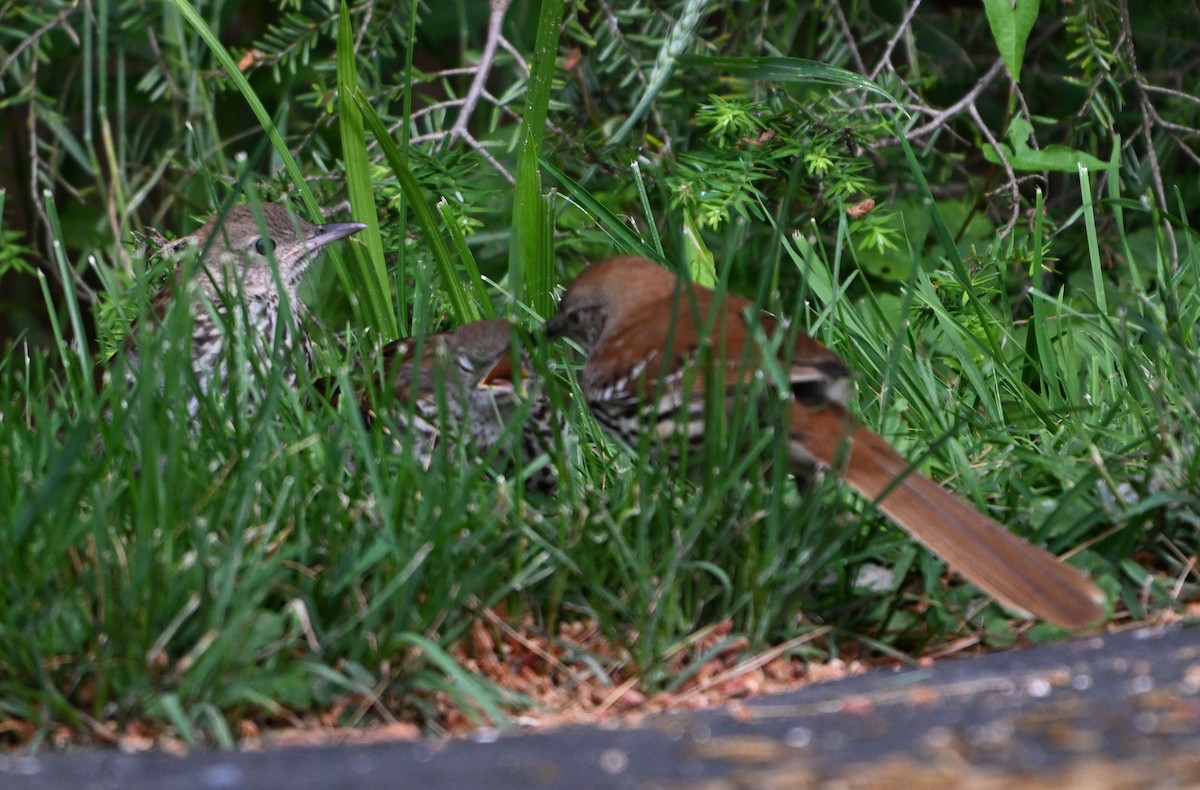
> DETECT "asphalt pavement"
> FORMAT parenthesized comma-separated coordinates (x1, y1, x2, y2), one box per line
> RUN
(3, 623, 1198, 789)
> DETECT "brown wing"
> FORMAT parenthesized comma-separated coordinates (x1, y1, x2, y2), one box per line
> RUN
(585, 284, 850, 406)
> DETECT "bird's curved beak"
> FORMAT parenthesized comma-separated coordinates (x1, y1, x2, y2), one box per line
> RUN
(306, 222, 368, 252)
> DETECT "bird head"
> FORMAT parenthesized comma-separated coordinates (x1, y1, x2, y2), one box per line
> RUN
(443, 319, 526, 391)
(385, 319, 528, 396)
(168, 203, 365, 299)
(544, 256, 676, 353)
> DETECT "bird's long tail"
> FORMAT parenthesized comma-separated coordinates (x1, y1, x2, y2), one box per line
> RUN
(788, 401, 1105, 628)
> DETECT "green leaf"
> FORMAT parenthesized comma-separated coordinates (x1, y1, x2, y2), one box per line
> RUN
(983, 117, 1109, 172)
(679, 55, 902, 108)
(982, 0, 1038, 83)
(854, 245, 911, 283)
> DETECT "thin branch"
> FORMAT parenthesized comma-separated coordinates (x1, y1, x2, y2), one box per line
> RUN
(873, 59, 1007, 148)
(447, 0, 511, 145)
(496, 34, 530, 76)
(1118, 0, 1178, 265)
(830, 1, 867, 75)
(409, 97, 468, 125)
(380, 0, 520, 182)
(868, 0, 921, 81)
(0, 0, 80, 74)
(1167, 132, 1200, 169)
(968, 104, 1022, 237)
(424, 66, 486, 80)
(1141, 82, 1200, 108)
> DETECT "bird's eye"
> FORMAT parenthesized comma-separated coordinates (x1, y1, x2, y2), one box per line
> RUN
(254, 237, 274, 256)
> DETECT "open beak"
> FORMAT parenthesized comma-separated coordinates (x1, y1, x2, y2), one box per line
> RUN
(480, 353, 533, 396)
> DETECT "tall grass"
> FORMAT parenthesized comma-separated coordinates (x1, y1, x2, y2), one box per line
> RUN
(1, 0, 1195, 750)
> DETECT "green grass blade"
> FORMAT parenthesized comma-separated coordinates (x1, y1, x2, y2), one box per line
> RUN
(337, 0, 399, 338)
(355, 90, 476, 324)
(1027, 188, 1065, 411)
(511, 0, 567, 315)
(538, 156, 661, 261)
(166, 0, 311, 211)
(631, 161, 664, 257)
(437, 199, 493, 318)
(513, 129, 553, 317)
(394, 634, 511, 726)
(897, 134, 1003, 357)
(1078, 164, 1108, 315)
(41, 192, 90, 390)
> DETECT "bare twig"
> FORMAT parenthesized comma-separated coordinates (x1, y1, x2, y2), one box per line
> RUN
(869, 0, 922, 81)
(968, 104, 1022, 236)
(447, 0, 511, 145)
(873, 59, 1007, 148)
(1118, 0, 1178, 265)
(1141, 82, 1200, 108)
(409, 98, 468, 125)
(1168, 132, 1200, 169)
(830, 1, 867, 75)
(496, 35, 530, 76)
(383, 0, 520, 182)
(353, 0, 373, 52)
(0, 0, 80, 74)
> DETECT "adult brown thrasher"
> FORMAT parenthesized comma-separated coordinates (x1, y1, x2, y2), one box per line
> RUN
(544, 255, 1105, 628)
(126, 203, 365, 414)
(369, 318, 560, 492)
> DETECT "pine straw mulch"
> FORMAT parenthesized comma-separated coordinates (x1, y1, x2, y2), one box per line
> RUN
(246, 602, 1192, 752)
(8, 600, 1193, 755)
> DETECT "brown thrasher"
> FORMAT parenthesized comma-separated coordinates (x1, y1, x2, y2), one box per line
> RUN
(370, 318, 559, 492)
(126, 203, 364, 414)
(544, 255, 1105, 628)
